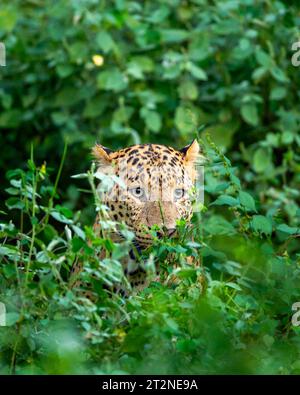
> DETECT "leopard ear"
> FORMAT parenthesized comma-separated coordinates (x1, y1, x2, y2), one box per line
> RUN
(180, 139, 200, 163)
(92, 144, 114, 166)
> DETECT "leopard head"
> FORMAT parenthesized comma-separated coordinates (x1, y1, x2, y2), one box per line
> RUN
(92, 141, 200, 248)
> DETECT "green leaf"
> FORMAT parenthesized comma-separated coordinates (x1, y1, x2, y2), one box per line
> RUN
(55, 87, 80, 107)
(205, 215, 237, 235)
(262, 334, 274, 348)
(3, 263, 16, 278)
(96, 31, 115, 53)
(210, 195, 238, 207)
(140, 108, 162, 133)
(225, 282, 242, 291)
(255, 48, 274, 69)
(56, 64, 74, 78)
(71, 225, 86, 240)
(174, 106, 198, 134)
(97, 69, 128, 92)
(0, 110, 22, 128)
(276, 224, 299, 235)
(253, 148, 272, 173)
(0, 245, 21, 259)
(186, 62, 208, 80)
(5, 197, 25, 210)
(178, 80, 198, 100)
(50, 211, 73, 225)
(281, 131, 294, 145)
(127, 56, 154, 79)
(270, 66, 289, 83)
(68, 41, 89, 63)
(160, 29, 189, 43)
(6, 312, 20, 326)
(270, 86, 287, 101)
(0, 7, 18, 32)
(239, 191, 256, 212)
(72, 237, 85, 253)
(205, 121, 239, 149)
(252, 67, 268, 83)
(241, 103, 259, 126)
(251, 215, 272, 235)
(5, 187, 19, 196)
(83, 97, 107, 119)
(113, 106, 134, 123)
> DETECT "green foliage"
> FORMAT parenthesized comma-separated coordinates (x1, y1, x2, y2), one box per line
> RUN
(1, 143, 300, 374)
(0, 0, 300, 375)
(1, 0, 300, 196)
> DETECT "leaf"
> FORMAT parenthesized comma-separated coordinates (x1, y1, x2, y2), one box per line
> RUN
(270, 66, 289, 83)
(72, 237, 85, 253)
(205, 121, 240, 149)
(253, 147, 272, 173)
(251, 215, 272, 236)
(0, 110, 22, 128)
(276, 224, 299, 235)
(68, 41, 89, 63)
(83, 96, 107, 118)
(186, 62, 208, 80)
(188, 33, 211, 61)
(255, 48, 274, 69)
(96, 31, 115, 53)
(241, 102, 259, 126)
(225, 282, 242, 291)
(55, 87, 80, 107)
(205, 215, 236, 235)
(174, 106, 198, 134)
(0, 246, 21, 259)
(50, 211, 73, 225)
(178, 80, 198, 100)
(281, 131, 294, 145)
(147, 5, 170, 23)
(270, 86, 287, 101)
(0, 7, 18, 32)
(5, 187, 19, 196)
(160, 29, 189, 43)
(127, 56, 154, 79)
(97, 69, 128, 92)
(262, 334, 274, 348)
(210, 195, 238, 207)
(56, 64, 74, 78)
(113, 106, 134, 123)
(164, 316, 179, 333)
(5, 312, 20, 326)
(252, 66, 268, 83)
(238, 191, 256, 212)
(5, 197, 25, 210)
(140, 108, 162, 133)
(71, 225, 86, 240)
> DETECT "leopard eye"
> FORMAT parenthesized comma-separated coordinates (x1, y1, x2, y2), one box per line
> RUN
(174, 188, 185, 200)
(130, 187, 145, 199)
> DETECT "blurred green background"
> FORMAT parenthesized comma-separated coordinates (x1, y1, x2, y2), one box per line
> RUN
(1, 0, 299, 215)
(1, 0, 300, 375)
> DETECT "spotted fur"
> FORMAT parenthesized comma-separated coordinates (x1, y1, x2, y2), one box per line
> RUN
(70, 140, 201, 294)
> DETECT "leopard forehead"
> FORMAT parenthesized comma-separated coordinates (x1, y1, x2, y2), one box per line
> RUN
(113, 144, 192, 186)
(111, 144, 183, 163)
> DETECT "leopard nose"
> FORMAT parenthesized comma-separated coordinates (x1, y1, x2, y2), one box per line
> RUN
(156, 229, 176, 238)
(166, 228, 176, 237)
(157, 231, 164, 239)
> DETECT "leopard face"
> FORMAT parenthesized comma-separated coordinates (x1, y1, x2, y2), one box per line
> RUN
(93, 140, 200, 248)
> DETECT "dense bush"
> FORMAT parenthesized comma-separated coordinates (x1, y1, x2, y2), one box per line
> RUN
(0, 0, 300, 374)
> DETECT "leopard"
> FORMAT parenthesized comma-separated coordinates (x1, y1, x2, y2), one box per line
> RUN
(69, 139, 202, 295)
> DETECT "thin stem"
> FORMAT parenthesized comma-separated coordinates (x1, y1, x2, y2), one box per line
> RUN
(44, 141, 68, 225)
